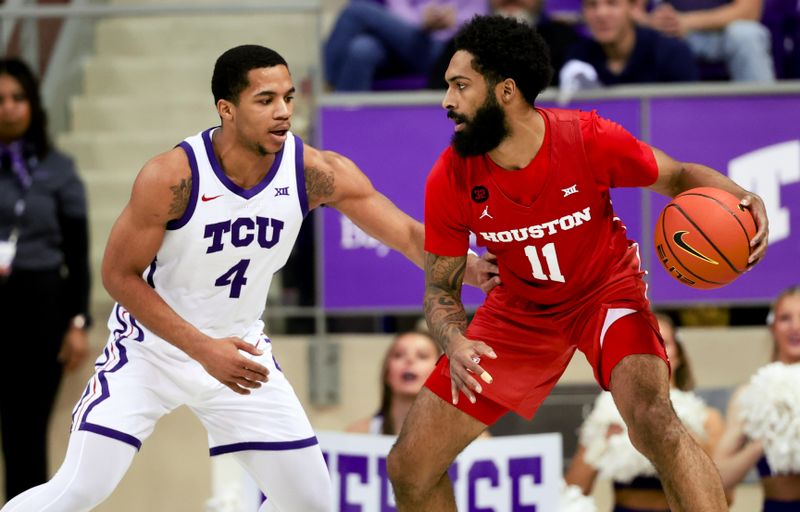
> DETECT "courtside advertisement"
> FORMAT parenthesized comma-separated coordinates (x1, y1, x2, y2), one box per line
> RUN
(317, 431, 562, 511)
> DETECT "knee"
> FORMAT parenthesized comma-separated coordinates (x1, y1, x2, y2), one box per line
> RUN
(387, 443, 430, 503)
(724, 20, 770, 51)
(345, 35, 385, 66)
(622, 397, 681, 456)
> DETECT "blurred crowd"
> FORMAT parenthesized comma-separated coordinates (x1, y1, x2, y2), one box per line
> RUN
(324, 0, 799, 94)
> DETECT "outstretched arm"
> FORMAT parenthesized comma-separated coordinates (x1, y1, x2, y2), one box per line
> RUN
(424, 252, 496, 405)
(101, 148, 268, 394)
(646, 145, 769, 266)
(303, 145, 499, 287)
(305, 145, 425, 267)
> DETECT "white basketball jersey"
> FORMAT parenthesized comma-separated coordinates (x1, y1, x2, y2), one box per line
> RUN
(108, 127, 307, 343)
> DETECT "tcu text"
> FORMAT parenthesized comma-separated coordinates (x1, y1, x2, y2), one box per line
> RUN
(204, 216, 284, 253)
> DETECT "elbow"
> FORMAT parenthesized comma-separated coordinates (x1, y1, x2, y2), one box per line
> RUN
(100, 258, 129, 301)
(100, 266, 118, 299)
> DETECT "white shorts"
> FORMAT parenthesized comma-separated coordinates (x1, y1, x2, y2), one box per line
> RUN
(70, 306, 316, 455)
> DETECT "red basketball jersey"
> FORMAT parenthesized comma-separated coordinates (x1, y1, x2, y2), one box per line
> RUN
(425, 108, 659, 310)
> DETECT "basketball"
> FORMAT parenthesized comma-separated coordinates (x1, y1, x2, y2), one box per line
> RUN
(654, 187, 757, 289)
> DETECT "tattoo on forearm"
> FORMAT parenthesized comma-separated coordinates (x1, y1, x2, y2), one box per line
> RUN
(306, 166, 335, 206)
(424, 253, 467, 353)
(168, 177, 192, 217)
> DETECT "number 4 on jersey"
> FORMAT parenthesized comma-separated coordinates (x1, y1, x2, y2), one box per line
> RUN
(524, 243, 565, 282)
(215, 259, 251, 298)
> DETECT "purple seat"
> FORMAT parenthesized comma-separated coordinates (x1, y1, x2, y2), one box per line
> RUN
(762, 0, 800, 78)
(371, 73, 429, 91)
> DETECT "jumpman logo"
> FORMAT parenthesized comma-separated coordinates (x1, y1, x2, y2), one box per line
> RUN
(480, 205, 493, 220)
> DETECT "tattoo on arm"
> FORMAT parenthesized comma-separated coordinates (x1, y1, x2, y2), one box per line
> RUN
(168, 177, 192, 218)
(424, 253, 468, 353)
(306, 166, 335, 207)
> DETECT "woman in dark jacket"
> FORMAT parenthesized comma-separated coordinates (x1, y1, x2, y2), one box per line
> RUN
(0, 57, 91, 501)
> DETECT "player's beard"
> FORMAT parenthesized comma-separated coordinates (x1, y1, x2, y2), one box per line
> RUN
(450, 94, 509, 157)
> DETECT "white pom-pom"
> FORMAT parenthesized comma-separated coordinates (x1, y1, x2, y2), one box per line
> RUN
(579, 390, 709, 482)
(738, 362, 800, 474)
(559, 481, 597, 512)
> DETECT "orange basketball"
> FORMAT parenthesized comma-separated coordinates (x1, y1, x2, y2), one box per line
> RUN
(654, 187, 757, 289)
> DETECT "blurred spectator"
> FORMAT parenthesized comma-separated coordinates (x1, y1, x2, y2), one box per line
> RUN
(560, 0, 698, 92)
(347, 331, 441, 435)
(714, 285, 800, 509)
(324, 0, 487, 91)
(427, 0, 580, 88)
(565, 313, 726, 511)
(0, 58, 91, 500)
(636, 0, 775, 81)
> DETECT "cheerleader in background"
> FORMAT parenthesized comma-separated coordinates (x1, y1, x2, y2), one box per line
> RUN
(715, 285, 800, 511)
(347, 330, 442, 435)
(565, 313, 725, 512)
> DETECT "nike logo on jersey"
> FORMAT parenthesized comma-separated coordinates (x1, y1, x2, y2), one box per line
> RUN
(275, 187, 290, 197)
(672, 231, 719, 264)
(480, 205, 493, 220)
(201, 194, 223, 202)
(562, 184, 578, 197)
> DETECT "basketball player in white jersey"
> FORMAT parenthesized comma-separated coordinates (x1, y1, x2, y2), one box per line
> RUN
(1, 45, 497, 512)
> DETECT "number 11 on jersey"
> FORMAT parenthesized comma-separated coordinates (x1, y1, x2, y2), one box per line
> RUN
(524, 243, 565, 282)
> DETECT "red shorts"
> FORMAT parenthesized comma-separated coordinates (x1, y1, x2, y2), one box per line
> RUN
(424, 275, 669, 425)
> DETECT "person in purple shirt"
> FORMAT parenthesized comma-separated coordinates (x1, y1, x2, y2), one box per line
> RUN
(563, 0, 698, 87)
(324, 0, 486, 91)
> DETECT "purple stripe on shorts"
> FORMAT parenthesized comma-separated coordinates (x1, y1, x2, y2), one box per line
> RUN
(70, 380, 94, 427)
(294, 134, 308, 217)
(112, 304, 144, 343)
(112, 303, 126, 339)
(129, 315, 145, 342)
(78, 422, 142, 451)
(77, 335, 129, 426)
(209, 436, 318, 456)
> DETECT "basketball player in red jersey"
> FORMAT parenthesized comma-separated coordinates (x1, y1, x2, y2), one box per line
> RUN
(387, 15, 768, 512)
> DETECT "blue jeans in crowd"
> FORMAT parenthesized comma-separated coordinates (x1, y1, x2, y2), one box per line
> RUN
(324, 0, 445, 91)
(685, 20, 775, 82)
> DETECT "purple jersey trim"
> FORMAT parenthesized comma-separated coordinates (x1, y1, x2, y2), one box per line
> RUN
(209, 436, 318, 456)
(166, 141, 200, 230)
(294, 134, 308, 217)
(145, 258, 157, 288)
(77, 422, 142, 451)
(202, 127, 284, 199)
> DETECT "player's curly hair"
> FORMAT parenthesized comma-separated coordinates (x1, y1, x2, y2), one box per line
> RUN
(212, 45, 288, 104)
(454, 15, 552, 106)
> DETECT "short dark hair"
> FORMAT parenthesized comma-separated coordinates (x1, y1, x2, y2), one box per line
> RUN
(0, 58, 50, 158)
(211, 45, 288, 104)
(454, 15, 552, 106)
